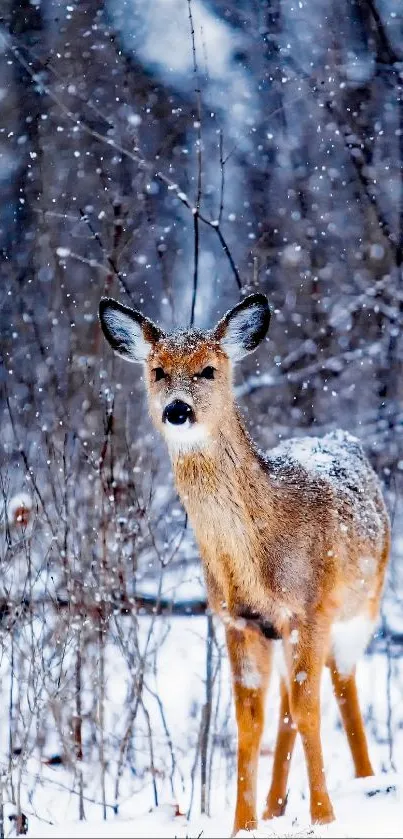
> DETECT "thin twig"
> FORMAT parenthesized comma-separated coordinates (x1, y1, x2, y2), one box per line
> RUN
(365, 0, 401, 64)
(141, 699, 158, 807)
(212, 225, 242, 290)
(218, 130, 225, 226)
(200, 614, 214, 815)
(187, 0, 202, 325)
(78, 210, 134, 303)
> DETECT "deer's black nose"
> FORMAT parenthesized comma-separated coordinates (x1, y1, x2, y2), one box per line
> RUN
(163, 399, 195, 426)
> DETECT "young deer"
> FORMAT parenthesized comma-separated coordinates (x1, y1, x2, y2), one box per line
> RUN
(99, 293, 390, 835)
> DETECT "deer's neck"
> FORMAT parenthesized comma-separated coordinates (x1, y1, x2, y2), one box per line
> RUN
(170, 408, 276, 610)
(171, 408, 265, 496)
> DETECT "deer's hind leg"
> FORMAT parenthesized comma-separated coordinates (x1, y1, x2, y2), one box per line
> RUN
(226, 623, 273, 836)
(329, 658, 374, 778)
(263, 676, 297, 820)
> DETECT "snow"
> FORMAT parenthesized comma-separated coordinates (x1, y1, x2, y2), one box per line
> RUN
(270, 429, 361, 479)
(239, 660, 263, 690)
(29, 774, 403, 837)
(267, 429, 387, 548)
(8, 614, 401, 838)
(295, 670, 307, 684)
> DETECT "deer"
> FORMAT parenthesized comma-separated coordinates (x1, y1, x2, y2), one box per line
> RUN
(99, 293, 390, 835)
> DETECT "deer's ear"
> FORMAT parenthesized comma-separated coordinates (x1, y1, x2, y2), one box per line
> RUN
(214, 293, 271, 362)
(99, 298, 164, 363)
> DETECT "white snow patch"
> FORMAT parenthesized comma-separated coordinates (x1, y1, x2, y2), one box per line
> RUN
(331, 616, 374, 676)
(239, 661, 262, 690)
(270, 429, 360, 480)
(123, 0, 235, 79)
(56, 246, 71, 258)
(283, 440, 335, 471)
(290, 629, 299, 645)
(29, 775, 403, 838)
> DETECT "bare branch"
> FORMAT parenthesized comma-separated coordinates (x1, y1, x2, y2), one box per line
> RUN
(187, 0, 202, 325)
(78, 209, 135, 303)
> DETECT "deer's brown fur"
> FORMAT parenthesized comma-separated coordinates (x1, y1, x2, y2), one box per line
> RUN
(99, 294, 390, 835)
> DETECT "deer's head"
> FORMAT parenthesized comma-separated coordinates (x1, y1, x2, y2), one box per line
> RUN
(99, 294, 270, 453)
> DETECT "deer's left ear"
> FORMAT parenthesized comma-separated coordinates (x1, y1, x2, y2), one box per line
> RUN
(99, 298, 164, 363)
(214, 293, 271, 362)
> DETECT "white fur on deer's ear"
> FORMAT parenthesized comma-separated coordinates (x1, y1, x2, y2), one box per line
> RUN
(99, 298, 164, 363)
(214, 293, 271, 362)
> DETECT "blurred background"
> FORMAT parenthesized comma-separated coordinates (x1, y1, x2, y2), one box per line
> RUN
(0, 0, 402, 834)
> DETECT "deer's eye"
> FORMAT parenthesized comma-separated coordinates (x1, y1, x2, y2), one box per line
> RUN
(154, 367, 166, 382)
(199, 366, 215, 380)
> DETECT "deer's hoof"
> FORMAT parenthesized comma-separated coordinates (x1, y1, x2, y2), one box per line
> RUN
(262, 799, 287, 820)
(311, 805, 335, 824)
(232, 815, 258, 836)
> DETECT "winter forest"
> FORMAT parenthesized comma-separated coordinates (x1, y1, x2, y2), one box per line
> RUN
(0, 0, 403, 836)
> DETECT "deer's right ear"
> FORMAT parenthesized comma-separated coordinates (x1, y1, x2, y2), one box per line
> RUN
(214, 293, 271, 362)
(99, 298, 164, 363)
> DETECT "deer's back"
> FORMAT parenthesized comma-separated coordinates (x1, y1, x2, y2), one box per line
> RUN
(267, 429, 386, 542)
(264, 429, 389, 616)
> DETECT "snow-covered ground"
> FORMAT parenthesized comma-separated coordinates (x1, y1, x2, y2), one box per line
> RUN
(0, 608, 398, 838)
(28, 774, 402, 838)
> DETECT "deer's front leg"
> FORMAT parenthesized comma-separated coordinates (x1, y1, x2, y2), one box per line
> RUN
(287, 619, 335, 824)
(226, 623, 272, 836)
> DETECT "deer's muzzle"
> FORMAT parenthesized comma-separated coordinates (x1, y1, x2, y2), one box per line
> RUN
(162, 399, 195, 427)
